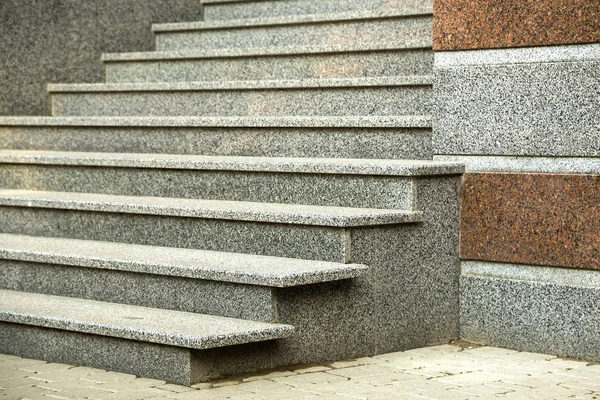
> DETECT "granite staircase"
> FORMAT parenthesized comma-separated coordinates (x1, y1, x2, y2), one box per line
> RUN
(0, 0, 463, 385)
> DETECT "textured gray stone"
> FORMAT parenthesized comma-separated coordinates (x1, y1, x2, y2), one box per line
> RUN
(433, 155, 600, 174)
(0, 206, 351, 262)
(104, 47, 433, 83)
(434, 51, 600, 157)
(0, 259, 276, 321)
(0, 290, 294, 349)
(0, 118, 433, 160)
(463, 261, 600, 290)
(49, 77, 432, 117)
(154, 12, 431, 52)
(460, 273, 600, 362)
(0, 189, 423, 227)
(202, 0, 432, 21)
(0, 150, 462, 176)
(0, 233, 368, 287)
(0, 0, 203, 116)
(0, 322, 199, 385)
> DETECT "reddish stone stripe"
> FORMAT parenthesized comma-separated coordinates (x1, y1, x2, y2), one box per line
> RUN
(460, 173, 600, 270)
(434, 0, 600, 51)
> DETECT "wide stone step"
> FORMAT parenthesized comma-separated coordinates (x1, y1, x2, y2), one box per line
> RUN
(49, 77, 432, 117)
(153, 11, 432, 51)
(0, 151, 461, 209)
(0, 116, 433, 160)
(0, 190, 422, 262)
(0, 233, 366, 320)
(201, 0, 432, 21)
(103, 44, 433, 83)
(0, 289, 294, 384)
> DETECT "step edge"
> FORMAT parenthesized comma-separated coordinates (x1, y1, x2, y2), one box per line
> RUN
(102, 43, 432, 62)
(0, 151, 462, 176)
(0, 190, 425, 227)
(0, 115, 433, 128)
(152, 9, 432, 33)
(0, 291, 294, 350)
(0, 234, 369, 287)
(47, 76, 433, 93)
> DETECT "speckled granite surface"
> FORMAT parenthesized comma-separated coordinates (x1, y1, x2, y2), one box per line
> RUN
(461, 272, 600, 362)
(0, 233, 368, 288)
(460, 173, 600, 270)
(202, 0, 432, 21)
(0, 290, 294, 349)
(433, 0, 600, 51)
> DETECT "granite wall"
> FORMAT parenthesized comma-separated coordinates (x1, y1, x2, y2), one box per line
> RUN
(433, 0, 600, 360)
(0, 0, 203, 116)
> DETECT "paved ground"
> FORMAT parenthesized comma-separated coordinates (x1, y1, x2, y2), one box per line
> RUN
(1, 343, 599, 400)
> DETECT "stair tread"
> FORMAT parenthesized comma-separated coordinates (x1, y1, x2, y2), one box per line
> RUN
(48, 76, 432, 93)
(0, 115, 432, 128)
(0, 189, 423, 227)
(0, 150, 462, 176)
(102, 41, 431, 62)
(0, 233, 368, 287)
(0, 289, 294, 349)
(152, 8, 431, 33)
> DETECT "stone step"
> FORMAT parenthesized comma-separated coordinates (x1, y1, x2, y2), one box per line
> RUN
(102, 45, 433, 83)
(0, 151, 461, 209)
(49, 77, 432, 117)
(0, 233, 366, 320)
(152, 11, 432, 51)
(0, 116, 433, 160)
(0, 289, 294, 384)
(0, 190, 423, 262)
(201, 0, 432, 21)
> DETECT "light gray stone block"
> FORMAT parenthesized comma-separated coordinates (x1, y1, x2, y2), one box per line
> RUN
(434, 50, 600, 157)
(434, 155, 600, 174)
(49, 77, 432, 117)
(0, 233, 368, 287)
(0, 116, 433, 160)
(154, 12, 431, 51)
(103, 47, 433, 83)
(0, 290, 294, 349)
(0, 259, 276, 321)
(460, 272, 600, 362)
(0, 190, 423, 227)
(201, 0, 432, 21)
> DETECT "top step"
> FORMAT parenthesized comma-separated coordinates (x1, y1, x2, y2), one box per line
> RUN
(201, 0, 433, 21)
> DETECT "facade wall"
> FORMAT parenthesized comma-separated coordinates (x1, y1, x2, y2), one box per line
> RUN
(0, 0, 203, 116)
(433, 0, 600, 359)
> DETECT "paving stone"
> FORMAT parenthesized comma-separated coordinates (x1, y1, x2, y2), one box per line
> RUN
(291, 365, 331, 374)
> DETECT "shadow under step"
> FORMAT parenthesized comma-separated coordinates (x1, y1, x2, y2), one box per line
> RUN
(48, 77, 432, 117)
(0, 116, 433, 160)
(152, 10, 432, 52)
(0, 289, 293, 385)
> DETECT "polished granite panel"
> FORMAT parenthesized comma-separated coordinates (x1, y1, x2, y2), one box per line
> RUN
(460, 173, 600, 270)
(434, 0, 600, 51)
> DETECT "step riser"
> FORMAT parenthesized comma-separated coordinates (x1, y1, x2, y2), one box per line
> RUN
(0, 207, 350, 262)
(105, 50, 433, 83)
(0, 126, 433, 160)
(0, 260, 276, 322)
(0, 322, 200, 385)
(155, 16, 432, 51)
(51, 86, 432, 117)
(0, 165, 415, 209)
(203, 0, 433, 21)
